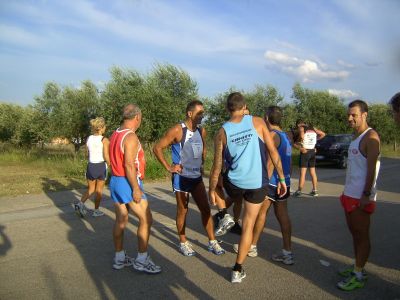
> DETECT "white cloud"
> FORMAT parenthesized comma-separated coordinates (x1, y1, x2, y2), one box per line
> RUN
(337, 59, 355, 69)
(264, 51, 350, 82)
(328, 89, 358, 98)
(0, 24, 44, 47)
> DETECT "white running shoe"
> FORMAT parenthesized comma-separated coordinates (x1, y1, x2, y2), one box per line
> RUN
(272, 251, 294, 265)
(215, 214, 235, 236)
(133, 255, 162, 274)
(233, 243, 258, 257)
(208, 240, 225, 255)
(113, 252, 133, 270)
(179, 241, 196, 256)
(92, 209, 105, 217)
(231, 269, 246, 283)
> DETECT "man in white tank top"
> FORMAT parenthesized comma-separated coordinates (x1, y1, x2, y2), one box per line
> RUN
(337, 100, 381, 291)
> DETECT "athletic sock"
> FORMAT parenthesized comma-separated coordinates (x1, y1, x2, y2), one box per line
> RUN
(233, 263, 242, 272)
(115, 250, 125, 261)
(136, 252, 148, 263)
(282, 249, 292, 256)
(353, 270, 363, 280)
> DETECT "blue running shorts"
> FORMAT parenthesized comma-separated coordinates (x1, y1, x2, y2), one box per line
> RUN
(110, 176, 147, 204)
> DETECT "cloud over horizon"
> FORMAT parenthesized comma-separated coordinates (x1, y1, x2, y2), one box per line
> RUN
(328, 88, 358, 99)
(264, 51, 350, 83)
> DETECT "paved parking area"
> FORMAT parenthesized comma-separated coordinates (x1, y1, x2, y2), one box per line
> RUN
(0, 158, 399, 299)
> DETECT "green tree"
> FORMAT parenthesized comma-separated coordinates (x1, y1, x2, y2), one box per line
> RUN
(292, 83, 348, 133)
(32, 82, 62, 146)
(368, 104, 398, 144)
(100, 64, 198, 143)
(100, 67, 145, 136)
(13, 106, 40, 146)
(244, 84, 284, 117)
(142, 63, 198, 143)
(55, 80, 100, 152)
(0, 103, 24, 142)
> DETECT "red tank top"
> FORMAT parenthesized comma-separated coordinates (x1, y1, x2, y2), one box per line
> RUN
(109, 128, 146, 180)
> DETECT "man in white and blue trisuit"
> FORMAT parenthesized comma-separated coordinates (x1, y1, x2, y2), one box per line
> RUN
(209, 92, 287, 283)
(154, 100, 225, 257)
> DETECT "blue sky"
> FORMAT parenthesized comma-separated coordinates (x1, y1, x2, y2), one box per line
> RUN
(1, 0, 399, 106)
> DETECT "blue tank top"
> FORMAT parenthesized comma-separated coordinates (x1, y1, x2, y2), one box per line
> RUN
(223, 115, 268, 189)
(269, 129, 291, 187)
(171, 123, 203, 178)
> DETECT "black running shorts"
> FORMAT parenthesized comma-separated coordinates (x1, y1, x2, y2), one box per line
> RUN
(223, 174, 268, 204)
(299, 150, 316, 168)
(86, 162, 107, 180)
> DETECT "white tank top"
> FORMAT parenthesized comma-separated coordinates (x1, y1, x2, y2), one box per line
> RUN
(87, 135, 105, 163)
(343, 128, 380, 201)
(303, 129, 317, 150)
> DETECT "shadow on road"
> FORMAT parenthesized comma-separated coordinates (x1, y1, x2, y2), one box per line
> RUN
(0, 224, 12, 256)
(40, 177, 215, 299)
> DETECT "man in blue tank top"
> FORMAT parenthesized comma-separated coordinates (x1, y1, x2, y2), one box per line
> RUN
(232, 106, 294, 264)
(209, 92, 287, 283)
(154, 100, 225, 257)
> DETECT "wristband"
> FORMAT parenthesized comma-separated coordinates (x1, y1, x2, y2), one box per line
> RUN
(279, 178, 285, 183)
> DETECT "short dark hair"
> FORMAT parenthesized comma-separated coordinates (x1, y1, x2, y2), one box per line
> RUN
(348, 99, 368, 113)
(226, 92, 245, 112)
(265, 106, 282, 126)
(389, 92, 400, 112)
(296, 119, 305, 126)
(186, 100, 203, 115)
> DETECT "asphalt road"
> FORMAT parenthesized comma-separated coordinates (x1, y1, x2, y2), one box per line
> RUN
(0, 158, 399, 299)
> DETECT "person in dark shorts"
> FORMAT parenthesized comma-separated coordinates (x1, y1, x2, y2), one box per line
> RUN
(232, 106, 294, 264)
(74, 117, 110, 217)
(153, 100, 225, 256)
(209, 92, 287, 283)
(293, 120, 325, 197)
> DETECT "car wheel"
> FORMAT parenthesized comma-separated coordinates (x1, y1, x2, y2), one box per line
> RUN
(338, 155, 348, 169)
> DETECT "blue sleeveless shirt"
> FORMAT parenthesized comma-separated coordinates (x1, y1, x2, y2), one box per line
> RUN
(269, 129, 291, 187)
(223, 115, 268, 189)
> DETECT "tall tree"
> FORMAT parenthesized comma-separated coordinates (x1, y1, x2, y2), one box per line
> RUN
(55, 80, 100, 152)
(292, 83, 348, 133)
(0, 103, 24, 142)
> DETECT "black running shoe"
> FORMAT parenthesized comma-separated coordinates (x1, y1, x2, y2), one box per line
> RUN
(230, 222, 242, 235)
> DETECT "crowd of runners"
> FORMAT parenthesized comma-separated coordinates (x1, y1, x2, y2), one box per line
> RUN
(73, 91, 400, 290)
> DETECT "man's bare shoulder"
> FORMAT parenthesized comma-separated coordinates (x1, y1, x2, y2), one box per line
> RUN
(124, 131, 138, 142)
(365, 129, 380, 142)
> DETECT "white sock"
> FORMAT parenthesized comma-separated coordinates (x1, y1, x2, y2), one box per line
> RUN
(136, 252, 148, 263)
(353, 270, 363, 280)
(209, 240, 217, 245)
(115, 250, 125, 261)
(282, 249, 292, 256)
